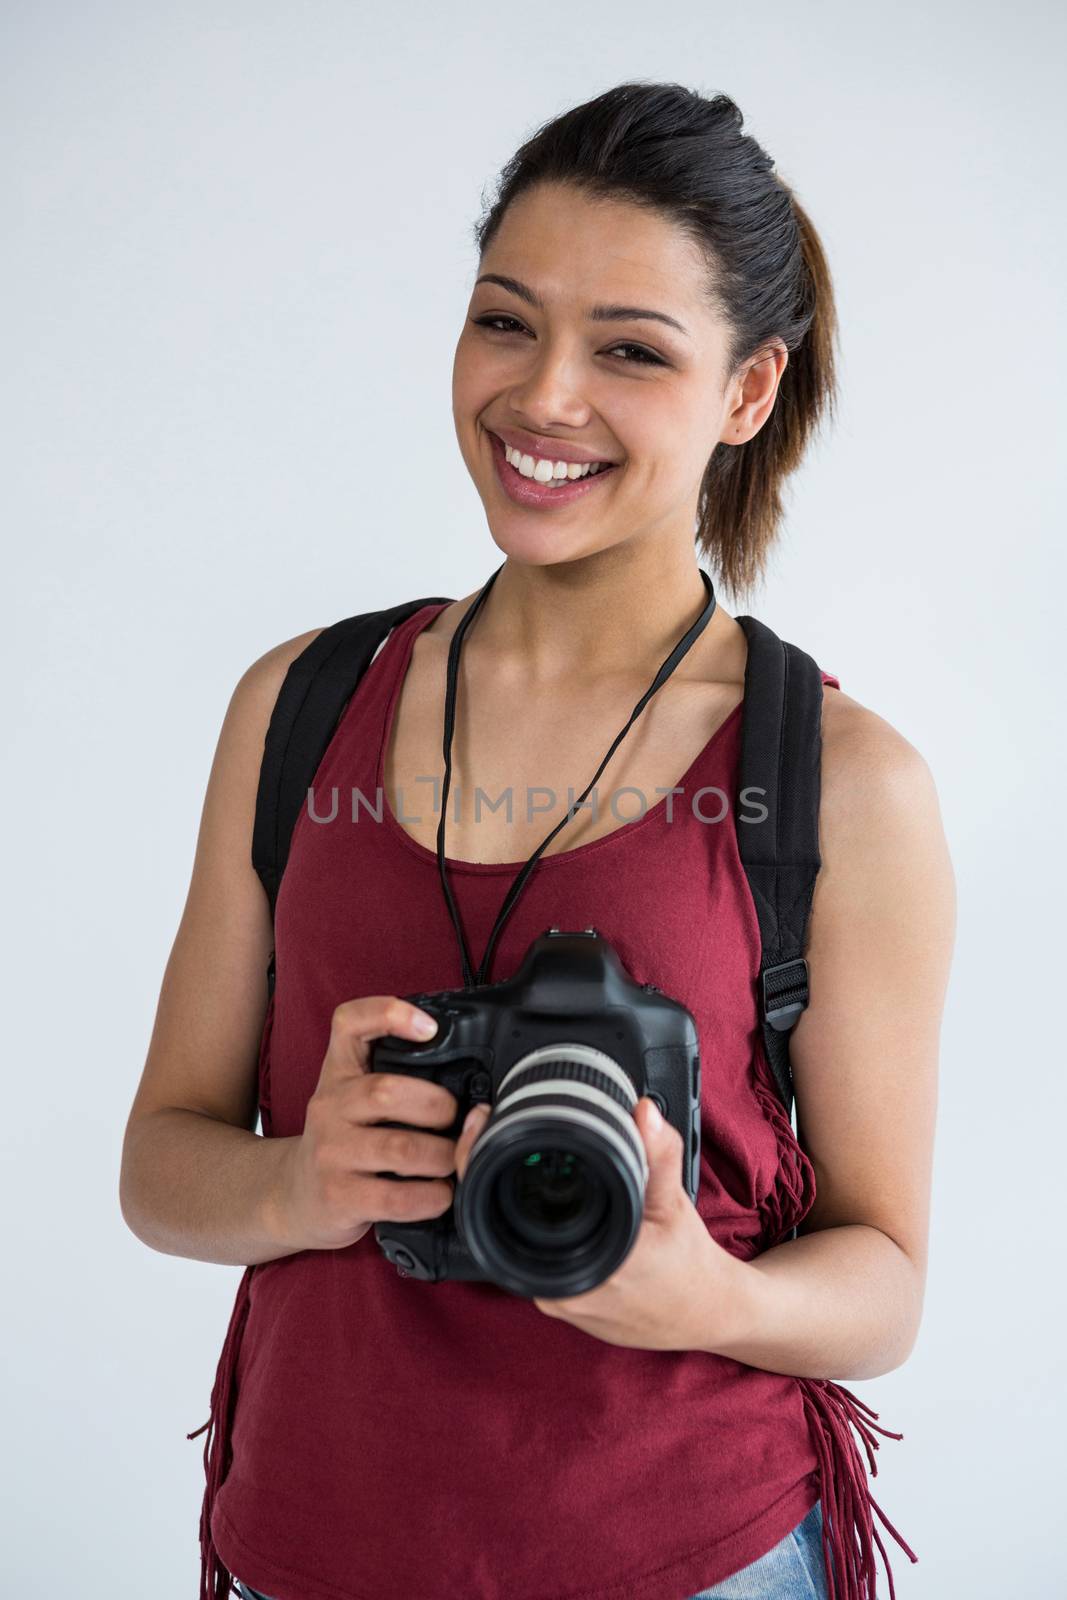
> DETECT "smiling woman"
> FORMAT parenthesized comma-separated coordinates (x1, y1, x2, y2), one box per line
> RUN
(450, 93, 836, 598)
(121, 79, 952, 1600)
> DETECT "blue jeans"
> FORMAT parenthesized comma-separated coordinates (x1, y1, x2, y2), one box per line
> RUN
(687, 1500, 828, 1598)
(234, 1499, 828, 1600)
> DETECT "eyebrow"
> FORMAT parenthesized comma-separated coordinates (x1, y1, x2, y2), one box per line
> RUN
(474, 273, 691, 339)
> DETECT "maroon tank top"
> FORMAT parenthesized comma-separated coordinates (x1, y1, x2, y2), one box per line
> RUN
(189, 602, 916, 1600)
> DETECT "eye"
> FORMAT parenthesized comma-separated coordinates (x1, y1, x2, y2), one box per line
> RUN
(471, 314, 666, 368)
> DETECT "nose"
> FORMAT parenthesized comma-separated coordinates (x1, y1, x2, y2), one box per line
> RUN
(505, 347, 595, 433)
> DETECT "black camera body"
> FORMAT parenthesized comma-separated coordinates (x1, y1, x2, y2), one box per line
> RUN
(369, 928, 701, 1299)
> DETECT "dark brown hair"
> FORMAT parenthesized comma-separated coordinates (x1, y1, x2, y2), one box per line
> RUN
(472, 82, 838, 600)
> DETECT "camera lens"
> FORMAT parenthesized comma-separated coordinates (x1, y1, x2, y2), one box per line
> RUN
(497, 1147, 609, 1248)
(453, 1042, 648, 1298)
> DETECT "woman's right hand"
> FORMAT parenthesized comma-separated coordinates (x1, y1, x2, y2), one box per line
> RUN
(275, 996, 462, 1253)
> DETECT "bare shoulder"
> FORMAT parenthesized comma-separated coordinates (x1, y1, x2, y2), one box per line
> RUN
(820, 682, 928, 789)
(228, 624, 328, 731)
(197, 622, 335, 860)
(816, 684, 953, 892)
(813, 682, 957, 986)
(202, 623, 334, 828)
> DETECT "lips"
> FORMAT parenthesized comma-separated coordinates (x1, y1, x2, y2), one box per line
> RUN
(487, 428, 619, 508)
(488, 428, 619, 469)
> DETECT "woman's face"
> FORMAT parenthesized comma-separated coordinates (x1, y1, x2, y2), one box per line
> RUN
(452, 181, 778, 568)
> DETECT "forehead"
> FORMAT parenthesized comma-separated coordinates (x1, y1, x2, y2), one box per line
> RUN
(479, 183, 709, 311)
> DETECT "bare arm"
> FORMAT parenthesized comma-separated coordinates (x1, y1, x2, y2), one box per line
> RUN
(697, 687, 956, 1379)
(118, 625, 325, 1266)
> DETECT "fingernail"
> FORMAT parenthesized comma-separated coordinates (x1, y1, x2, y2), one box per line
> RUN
(646, 1099, 662, 1130)
(462, 1107, 481, 1136)
(412, 1010, 438, 1037)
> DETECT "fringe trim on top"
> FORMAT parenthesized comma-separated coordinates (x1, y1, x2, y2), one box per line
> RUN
(798, 1377, 919, 1600)
(751, 1065, 817, 1250)
(186, 987, 275, 1599)
(750, 1041, 919, 1598)
(186, 1266, 255, 1599)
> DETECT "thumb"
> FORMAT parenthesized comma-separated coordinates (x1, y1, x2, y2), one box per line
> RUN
(637, 1097, 684, 1216)
(454, 1102, 492, 1184)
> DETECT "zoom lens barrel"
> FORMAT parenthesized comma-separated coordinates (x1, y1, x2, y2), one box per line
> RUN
(453, 1043, 649, 1299)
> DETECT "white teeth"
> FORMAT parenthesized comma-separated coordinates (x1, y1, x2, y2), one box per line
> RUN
(503, 441, 610, 483)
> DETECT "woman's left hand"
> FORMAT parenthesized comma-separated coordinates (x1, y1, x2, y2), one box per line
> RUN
(454, 1095, 749, 1352)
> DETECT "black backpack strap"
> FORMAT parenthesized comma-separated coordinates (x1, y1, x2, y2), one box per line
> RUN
(252, 595, 454, 954)
(734, 615, 826, 1123)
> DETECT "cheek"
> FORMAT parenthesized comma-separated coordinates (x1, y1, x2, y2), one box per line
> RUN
(611, 394, 695, 479)
(638, 437, 702, 496)
(454, 324, 512, 377)
(452, 342, 508, 429)
(662, 422, 720, 492)
(451, 338, 477, 402)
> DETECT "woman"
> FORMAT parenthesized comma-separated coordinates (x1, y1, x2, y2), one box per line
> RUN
(120, 83, 955, 1600)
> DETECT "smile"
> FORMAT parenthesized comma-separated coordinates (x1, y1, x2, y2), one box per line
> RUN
(487, 431, 619, 510)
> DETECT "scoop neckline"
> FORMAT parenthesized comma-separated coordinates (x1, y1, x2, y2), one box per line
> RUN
(373, 601, 745, 876)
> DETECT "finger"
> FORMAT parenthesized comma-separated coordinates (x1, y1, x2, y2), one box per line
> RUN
(454, 1103, 492, 1183)
(353, 1070, 459, 1131)
(322, 996, 440, 1083)
(533, 1294, 568, 1316)
(637, 1097, 686, 1214)
(359, 1122, 460, 1179)
(357, 1172, 457, 1223)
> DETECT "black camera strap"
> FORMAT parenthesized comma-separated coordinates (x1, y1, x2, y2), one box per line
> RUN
(437, 562, 717, 990)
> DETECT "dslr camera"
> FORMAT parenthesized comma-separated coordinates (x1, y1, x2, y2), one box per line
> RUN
(369, 928, 701, 1299)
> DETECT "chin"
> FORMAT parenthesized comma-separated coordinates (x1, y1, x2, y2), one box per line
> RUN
(482, 520, 614, 571)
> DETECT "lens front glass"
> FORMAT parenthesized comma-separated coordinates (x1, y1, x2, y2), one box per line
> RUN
(496, 1147, 609, 1248)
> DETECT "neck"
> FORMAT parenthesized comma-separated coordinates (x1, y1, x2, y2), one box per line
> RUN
(464, 547, 719, 686)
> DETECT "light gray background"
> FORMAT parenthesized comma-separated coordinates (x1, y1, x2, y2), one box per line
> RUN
(3, 3, 1064, 1595)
